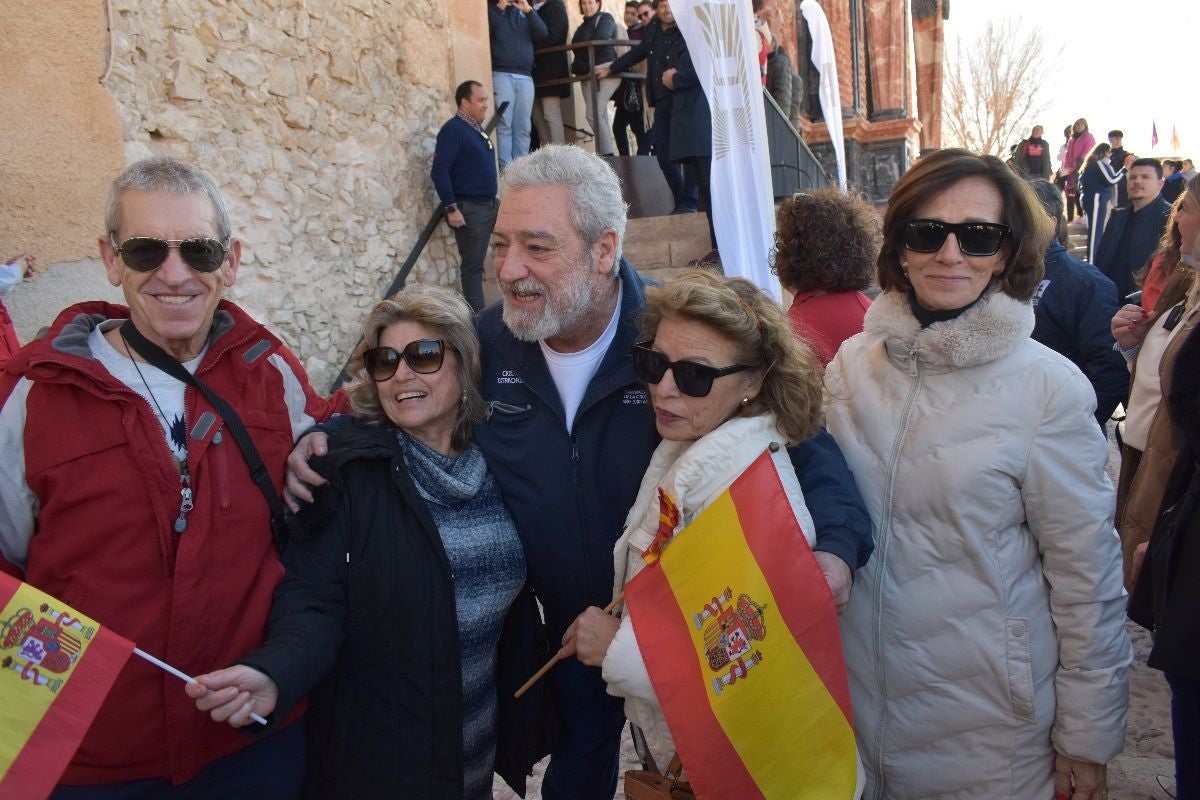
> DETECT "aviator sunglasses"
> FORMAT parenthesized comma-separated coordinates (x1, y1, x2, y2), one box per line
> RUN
(901, 219, 1010, 257)
(111, 236, 230, 273)
(363, 339, 446, 381)
(631, 342, 751, 398)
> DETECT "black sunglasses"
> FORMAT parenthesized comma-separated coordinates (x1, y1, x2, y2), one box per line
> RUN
(631, 342, 750, 398)
(363, 339, 446, 381)
(111, 236, 229, 273)
(901, 219, 1010, 257)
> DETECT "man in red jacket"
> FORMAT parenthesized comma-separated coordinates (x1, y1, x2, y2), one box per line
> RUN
(0, 157, 341, 798)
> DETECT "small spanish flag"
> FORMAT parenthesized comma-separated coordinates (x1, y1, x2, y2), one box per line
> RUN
(625, 450, 860, 799)
(0, 573, 133, 799)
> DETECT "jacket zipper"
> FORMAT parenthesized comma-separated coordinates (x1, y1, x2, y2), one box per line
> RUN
(869, 348, 924, 799)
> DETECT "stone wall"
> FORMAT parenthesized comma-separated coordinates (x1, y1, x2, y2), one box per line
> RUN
(0, 3, 124, 265)
(102, 0, 474, 389)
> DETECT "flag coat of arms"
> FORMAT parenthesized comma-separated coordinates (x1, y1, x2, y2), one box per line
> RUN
(0, 573, 133, 799)
(624, 450, 861, 799)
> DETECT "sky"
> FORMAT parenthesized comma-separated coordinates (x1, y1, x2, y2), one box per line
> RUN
(945, 0, 1199, 159)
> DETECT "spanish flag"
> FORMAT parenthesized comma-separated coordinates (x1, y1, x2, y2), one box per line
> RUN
(0, 573, 133, 799)
(625, 450, 860, 799)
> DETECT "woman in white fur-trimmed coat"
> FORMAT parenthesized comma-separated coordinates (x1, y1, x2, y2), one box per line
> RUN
(825, 149, 1132, 800)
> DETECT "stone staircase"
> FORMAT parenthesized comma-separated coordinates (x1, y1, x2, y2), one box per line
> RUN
(1066, 218, 1090, 261)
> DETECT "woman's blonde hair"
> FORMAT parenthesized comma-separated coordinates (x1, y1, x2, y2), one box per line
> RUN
(346, 286, 485, 452)
(639, 269, 823, 445)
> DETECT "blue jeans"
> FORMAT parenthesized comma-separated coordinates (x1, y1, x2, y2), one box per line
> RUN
(1167, 672, 1200, 800)
(492, 71, 535, 170)
(50, 721, 306, 800)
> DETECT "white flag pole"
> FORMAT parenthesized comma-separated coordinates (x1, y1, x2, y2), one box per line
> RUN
(671, 0, 781, 301)
(133, 647, 269, 726)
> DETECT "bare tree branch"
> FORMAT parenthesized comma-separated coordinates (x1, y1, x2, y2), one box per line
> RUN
(943, 18, 1059, 157)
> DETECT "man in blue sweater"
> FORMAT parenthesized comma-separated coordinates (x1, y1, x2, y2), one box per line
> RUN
(489, 0, 548, 170)
(432, 80, 499, 311)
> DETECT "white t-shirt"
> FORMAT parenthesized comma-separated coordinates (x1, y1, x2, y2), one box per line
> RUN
(90, 322, 205, 462)
(539, 283, 624, 433)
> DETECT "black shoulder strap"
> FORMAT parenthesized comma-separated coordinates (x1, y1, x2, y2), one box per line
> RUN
(120, 321, 288, 549)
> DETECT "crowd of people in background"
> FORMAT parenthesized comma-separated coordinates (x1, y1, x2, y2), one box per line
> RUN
(6, 6, 1200, 795)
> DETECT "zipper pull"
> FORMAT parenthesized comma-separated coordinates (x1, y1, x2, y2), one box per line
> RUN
(174, 469, 194, 534)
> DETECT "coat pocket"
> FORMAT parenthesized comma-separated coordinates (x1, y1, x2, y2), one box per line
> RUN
(1004, 617, 1037, 724)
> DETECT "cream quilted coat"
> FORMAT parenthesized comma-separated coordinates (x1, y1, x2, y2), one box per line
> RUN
(825, 290, 1131, 800)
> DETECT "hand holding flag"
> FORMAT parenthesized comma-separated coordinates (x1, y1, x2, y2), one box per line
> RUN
(186, 665, 279, 728)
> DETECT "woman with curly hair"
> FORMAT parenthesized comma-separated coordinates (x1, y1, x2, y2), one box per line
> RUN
(773, 188, 881, 364)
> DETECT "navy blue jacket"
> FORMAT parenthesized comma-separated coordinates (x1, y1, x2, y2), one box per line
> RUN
(431, 115, 498, 207)
(1031, 240, 1129, 425)
(1094, 196, 1172, 300)
(489, 3, 549, 76)
(474, 261, 873, 639)
(666, 41, 712, 162)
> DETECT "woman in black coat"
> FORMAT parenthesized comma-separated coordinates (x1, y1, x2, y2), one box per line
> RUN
(189, 287, 556, 799)
(571, 0, 621, 155)
(1130, 315, 1200, 800)
(532, 0, 570, 145)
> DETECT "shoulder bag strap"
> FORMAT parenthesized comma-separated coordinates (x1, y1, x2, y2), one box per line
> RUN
(120, 321, 289, 549)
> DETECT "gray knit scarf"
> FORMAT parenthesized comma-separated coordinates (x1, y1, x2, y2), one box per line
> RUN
(396, 430, 488, 507)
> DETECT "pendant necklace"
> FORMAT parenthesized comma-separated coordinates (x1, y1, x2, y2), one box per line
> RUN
(120, 327, 194, 533)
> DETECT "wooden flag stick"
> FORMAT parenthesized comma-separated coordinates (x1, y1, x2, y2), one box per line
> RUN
(514, 591, 624, 699)
(133, 647, 269, 726)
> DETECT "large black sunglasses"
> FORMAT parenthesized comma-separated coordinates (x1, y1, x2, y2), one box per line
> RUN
(901, 219, 1010, 257)
(631, 342, 750, 398)
(363, 339, 446, 381)
(111, 236, 229, 273)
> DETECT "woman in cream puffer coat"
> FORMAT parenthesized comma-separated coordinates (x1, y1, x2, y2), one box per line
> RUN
(825, 149, 1131, 800)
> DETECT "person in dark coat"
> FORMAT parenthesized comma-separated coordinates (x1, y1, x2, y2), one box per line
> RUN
(1129, 318, 1200, 800)
(1028, 179, 1129, 426)
(1095, 158, 1173, 300)
(612, 1, 650, 156)
(189, 287, 554, 800)
(664, 38, 715, 250)
(532, 0, 570, 146)
(599, 0, 699, 213)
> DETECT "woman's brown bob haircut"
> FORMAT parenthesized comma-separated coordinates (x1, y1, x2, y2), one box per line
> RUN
(773, 188, 881, 294)
(639, 269, 823, 445)
(877, 148, 1054, 301)
(346, 285, 485, 453)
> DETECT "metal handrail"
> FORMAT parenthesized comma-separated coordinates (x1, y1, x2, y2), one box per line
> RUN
(327, 101, 509, 393)
(535, 38, 644, 143)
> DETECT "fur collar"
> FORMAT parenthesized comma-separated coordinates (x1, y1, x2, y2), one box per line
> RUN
(863, 289, 1034, 371)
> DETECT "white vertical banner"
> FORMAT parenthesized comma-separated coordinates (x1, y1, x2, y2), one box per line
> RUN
(800, 0, 846, 191)
(671, 0, 781, 301)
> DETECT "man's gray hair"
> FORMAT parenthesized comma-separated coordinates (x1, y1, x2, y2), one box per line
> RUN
(501, 145, 628, 272)
(104, 156, 232, 242)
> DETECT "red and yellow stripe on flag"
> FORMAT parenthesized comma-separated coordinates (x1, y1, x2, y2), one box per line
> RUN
(0, 573, 133, 799)
(625, 450, 858, 799)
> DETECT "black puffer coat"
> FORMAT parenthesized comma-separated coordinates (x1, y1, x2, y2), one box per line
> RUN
(570, 10, 619, 75)
(241, 423, 558, 799)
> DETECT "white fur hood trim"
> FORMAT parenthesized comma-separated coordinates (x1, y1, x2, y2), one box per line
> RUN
(863, 290, 1035, 372)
